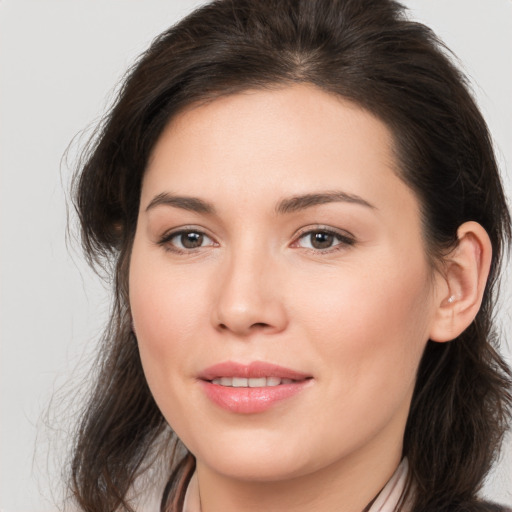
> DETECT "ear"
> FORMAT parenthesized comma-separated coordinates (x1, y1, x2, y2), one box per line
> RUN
(429, 221, 492, 343)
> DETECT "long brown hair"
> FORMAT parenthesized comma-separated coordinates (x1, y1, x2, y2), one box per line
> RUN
(70, 1, 512, 511)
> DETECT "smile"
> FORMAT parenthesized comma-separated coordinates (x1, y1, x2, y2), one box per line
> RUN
(199, 361, 313, 414)
(210, 377, 296, 387)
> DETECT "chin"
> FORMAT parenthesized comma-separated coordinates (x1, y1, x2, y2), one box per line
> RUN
(184, 429, 311, 481)
(203, 453, 312, 482)
(189, 427, 346, 484)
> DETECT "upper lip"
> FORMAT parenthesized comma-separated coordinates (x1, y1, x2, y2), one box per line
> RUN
(199, 361, 312, 381)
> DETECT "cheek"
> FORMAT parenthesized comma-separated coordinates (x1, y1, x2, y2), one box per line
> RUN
(131, 272, 206, 347)
(294, 253, 433, 386)
(128, 246, 212, 399)
(287, 255, 433, 457)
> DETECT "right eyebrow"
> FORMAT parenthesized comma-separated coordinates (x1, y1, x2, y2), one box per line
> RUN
(145, 192, 216, 215)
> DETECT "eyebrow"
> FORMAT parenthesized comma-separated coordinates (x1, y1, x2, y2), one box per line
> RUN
(275, 191, 376, 214)
(145, 190, 375, 215)
(145, 192, 216, 214)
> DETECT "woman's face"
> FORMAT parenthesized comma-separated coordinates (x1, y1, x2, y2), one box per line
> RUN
(130, 85, 443, 482)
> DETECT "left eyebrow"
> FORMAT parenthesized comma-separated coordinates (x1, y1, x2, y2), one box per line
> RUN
(275, 191, 376, 215)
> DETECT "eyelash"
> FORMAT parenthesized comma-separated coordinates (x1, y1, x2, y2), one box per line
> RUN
(158, 227, 217, 254)
(157, 226, 356, 255)
(293, 227, 356, 253)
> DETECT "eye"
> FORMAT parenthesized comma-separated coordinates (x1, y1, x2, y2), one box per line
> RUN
(295, 229, 355, 251)
(159, 229, 216, 252)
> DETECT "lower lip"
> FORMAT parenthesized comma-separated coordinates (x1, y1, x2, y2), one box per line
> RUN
(200, 380, 311, 414)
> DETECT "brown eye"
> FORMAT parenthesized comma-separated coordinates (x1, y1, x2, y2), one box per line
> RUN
(296, 229, 354, 251)
(180, 232, 204, 249)
(310, 232, 335, 249)
(162, 230, 215, 251)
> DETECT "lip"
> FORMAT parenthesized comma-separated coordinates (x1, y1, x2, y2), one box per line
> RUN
(198, 361, 313, 414)
(199, 361, 311, 381)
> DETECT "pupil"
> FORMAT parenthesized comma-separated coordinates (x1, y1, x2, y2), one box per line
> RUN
(181, 232, 203, 248)
(312, 232, 333, 249)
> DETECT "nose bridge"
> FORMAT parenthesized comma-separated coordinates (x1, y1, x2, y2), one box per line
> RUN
(212, 235, 287, 335)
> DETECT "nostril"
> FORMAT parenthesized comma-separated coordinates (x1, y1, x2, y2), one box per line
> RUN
(217, 321, 270, 333)
(251, 322, 270, 329)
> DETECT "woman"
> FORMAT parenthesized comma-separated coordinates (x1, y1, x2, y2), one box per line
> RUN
(70, 0, 512, 511)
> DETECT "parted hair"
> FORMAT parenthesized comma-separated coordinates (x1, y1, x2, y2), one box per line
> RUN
(70, 1, 512, 511)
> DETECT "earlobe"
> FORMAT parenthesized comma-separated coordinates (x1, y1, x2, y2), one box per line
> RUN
(429, 221, 492, 343)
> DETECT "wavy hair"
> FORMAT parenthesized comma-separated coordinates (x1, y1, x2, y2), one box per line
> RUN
(70, 1, 512, 511)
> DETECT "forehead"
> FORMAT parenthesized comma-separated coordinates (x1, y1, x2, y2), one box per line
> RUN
(142, 84, 415, 217)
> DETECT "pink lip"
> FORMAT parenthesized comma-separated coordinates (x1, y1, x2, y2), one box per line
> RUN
(199, 361, 311, 381)
(198, 361, 313, 414)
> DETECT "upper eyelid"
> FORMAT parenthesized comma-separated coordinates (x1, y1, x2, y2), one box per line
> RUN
(293, 225, 355, 240)
(159, 225, 216, 242)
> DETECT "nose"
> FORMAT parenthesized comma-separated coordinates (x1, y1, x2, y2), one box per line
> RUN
(211, 249, 288, 337)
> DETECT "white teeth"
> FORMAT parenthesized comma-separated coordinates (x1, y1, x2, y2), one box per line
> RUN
(232, 377, 248, 387)
(248, 377, 266, 387)
(210, 376, 297, 387)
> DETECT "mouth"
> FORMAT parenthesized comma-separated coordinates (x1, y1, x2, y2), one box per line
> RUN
(198, 361, 313, 414)
(210, 376, 298, 387)
(199, 360, 311, 381)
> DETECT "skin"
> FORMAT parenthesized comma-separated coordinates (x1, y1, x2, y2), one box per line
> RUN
(129, 85, 452, 512)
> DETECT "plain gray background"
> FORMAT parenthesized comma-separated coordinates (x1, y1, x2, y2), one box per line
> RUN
(1, 1, 511, 510)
